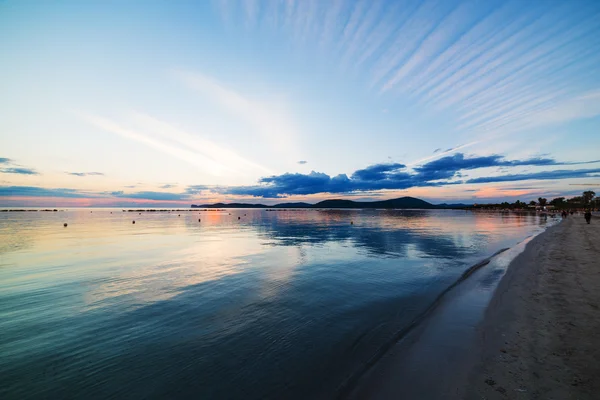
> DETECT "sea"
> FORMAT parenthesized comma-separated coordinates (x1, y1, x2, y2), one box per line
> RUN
(0, 208, 554, 399)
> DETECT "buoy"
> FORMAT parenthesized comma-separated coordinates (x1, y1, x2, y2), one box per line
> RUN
(132, 220, 135, 224)
(238, 216, 241, 220)
(178, 214, 180, 217)
(351, 221, 354, 225)
(64, 223, 68, 227)
(198, 219, 201, 222)
(139, 213, 141, 215)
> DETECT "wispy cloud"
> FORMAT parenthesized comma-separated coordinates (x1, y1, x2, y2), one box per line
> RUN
(79, 112, 228, 176)
(111, 191, 188, 201)
(219, 0, 600, 145)
(0, 186, 87, 198)
(407, 141, 480, 167)
(175, 70, 299, 155)
(297, 160, 307, 165)
(67, 172, 104, 177)
(0, 158, 39, 175)
(1, 167, 39, 175)
(131, 112, 271, 176)
(78, 111, 270, 178)
(467, 168, 600, 184)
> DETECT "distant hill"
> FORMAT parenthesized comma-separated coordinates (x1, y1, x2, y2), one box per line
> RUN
(273, 202, 312, 208)
(192, 196, 445, 209)
(437, 203, 471, 208)
(191, 202, 268, 208)
(313, 197, 438, 209)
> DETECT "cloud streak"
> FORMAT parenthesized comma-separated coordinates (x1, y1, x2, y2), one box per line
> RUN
(175, 70, 299, 156)
(0, 186, 88, 198)
(467, 168, 600, 184)
(67, 172, 104, 177)
(0, 158, 39, 175)
(75, 106, 277, 180)
(1, 167, 39, 175)
(214, 0, 600, 144)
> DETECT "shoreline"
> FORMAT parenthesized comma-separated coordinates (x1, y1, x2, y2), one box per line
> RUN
(345, 222, 556, 399)
(466, 215, 600, 399)
(337, 247, 512, 398)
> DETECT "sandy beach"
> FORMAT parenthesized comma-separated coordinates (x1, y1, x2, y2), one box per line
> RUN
(467, 214, 600, 399)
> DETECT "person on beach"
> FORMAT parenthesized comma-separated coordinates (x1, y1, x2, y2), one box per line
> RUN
(585, 210, 592, 224)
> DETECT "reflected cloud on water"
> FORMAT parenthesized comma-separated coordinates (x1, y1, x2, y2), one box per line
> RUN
(0, 208, 550, 399)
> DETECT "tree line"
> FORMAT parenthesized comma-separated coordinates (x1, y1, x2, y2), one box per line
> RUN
(472, 191, 596, 210)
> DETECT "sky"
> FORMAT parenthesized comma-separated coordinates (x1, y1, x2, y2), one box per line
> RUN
(1, 0, 600, 207)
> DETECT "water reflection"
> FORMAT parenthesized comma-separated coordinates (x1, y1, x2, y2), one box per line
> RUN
(0, 209, 548, 399)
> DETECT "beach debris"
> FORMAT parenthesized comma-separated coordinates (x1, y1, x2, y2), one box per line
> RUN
(64, 223, 68, 227)
(178, 214, 181, 216)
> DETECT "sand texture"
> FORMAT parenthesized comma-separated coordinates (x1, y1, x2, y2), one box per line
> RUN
(467, 215, 600, 399)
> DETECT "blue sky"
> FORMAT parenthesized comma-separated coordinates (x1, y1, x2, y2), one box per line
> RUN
(1, 0, 599, 206)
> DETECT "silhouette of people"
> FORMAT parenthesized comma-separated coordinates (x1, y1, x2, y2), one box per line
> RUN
(584, 210, 592, 224)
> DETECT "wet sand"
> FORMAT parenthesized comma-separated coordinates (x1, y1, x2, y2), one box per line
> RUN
(467, 215, 600, 399)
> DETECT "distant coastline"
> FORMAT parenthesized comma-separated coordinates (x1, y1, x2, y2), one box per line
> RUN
(191, 196, 468, 210)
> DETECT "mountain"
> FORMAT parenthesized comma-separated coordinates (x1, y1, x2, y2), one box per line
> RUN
(191, 202, 268, 208)
(312, 197, 438, 209)
(192, 196, 442, 209)
(272, 202, 312, 208)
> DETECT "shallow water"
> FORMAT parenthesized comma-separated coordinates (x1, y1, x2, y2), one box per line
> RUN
(0, 208, 551, 399)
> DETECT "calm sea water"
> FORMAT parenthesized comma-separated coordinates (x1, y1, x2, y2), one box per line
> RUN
(0, 208, 550, 399)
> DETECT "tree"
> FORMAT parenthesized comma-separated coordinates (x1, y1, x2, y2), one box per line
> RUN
(538, 197, 547, 207)
(529, 200, 536, 206)
(568, 196, 583, 204)
(582, 191, 596, 205)
(550, 197, 565, 207)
